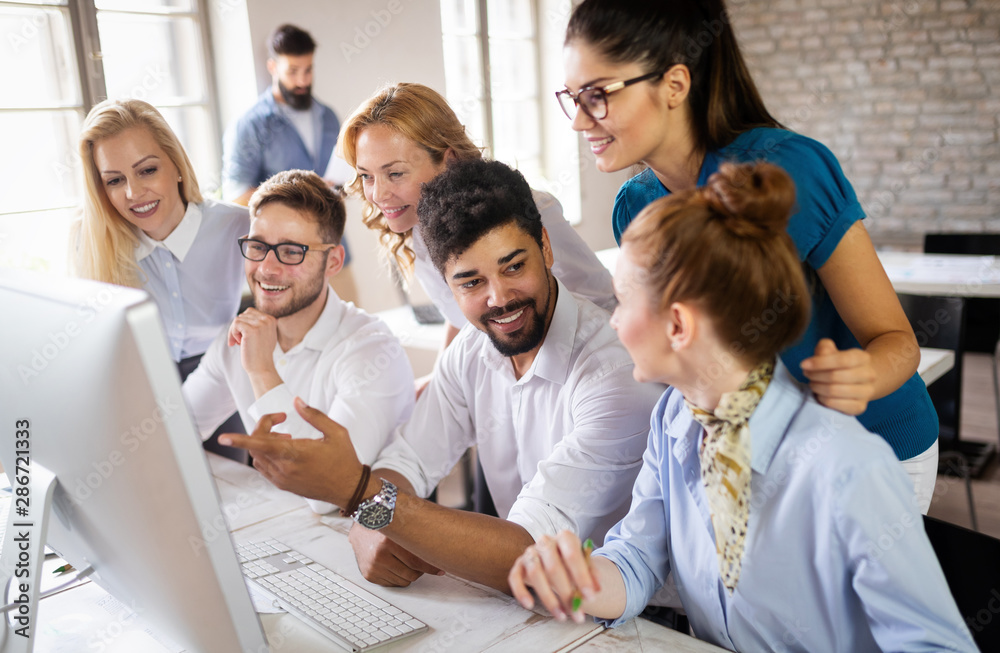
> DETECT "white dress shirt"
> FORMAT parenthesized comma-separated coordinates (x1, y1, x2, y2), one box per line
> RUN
(182, 289, 415, 512)
(135, 199, 249, 362)
(410, 189, 617, 326)
(374, 280, 663, 544)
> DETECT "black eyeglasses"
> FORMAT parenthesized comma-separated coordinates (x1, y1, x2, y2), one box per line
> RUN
(555, 71, 666, 121)
(238, 238, 336, 265)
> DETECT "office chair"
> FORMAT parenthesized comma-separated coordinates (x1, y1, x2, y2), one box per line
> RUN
(896, 294, 967, 442)
(925, 233, 1000, 455)
(897, 294, 976, 529)
(923, 515, 1000, 651)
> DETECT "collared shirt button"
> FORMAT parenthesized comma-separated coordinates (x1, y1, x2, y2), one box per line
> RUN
(172, 291, 179, 298)
(165, 261, 172, 268)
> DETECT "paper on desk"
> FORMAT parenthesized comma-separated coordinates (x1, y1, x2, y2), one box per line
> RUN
(35, 583, 184, 653)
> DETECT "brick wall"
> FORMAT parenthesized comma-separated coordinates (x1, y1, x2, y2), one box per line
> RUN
(729, 0, 1000, 243)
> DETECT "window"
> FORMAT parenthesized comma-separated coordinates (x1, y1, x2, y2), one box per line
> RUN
(0, 0, 218, 274)
(440, 0, 581, 223)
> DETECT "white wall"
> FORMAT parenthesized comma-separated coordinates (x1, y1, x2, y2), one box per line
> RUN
(208, 0, 626, 310)
(242, 0, 448, 124)
(537, 0, 628, 253)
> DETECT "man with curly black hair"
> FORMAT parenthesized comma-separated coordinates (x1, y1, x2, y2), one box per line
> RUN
(418, 160, 551, 359)
(224, 159, 661, 594)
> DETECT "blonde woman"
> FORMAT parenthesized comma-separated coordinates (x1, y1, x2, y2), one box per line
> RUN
(74, 99, 248, 377)
(338, 83, 615, 351)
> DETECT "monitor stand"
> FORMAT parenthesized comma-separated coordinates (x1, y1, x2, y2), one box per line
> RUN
(0, 463, 57, 653)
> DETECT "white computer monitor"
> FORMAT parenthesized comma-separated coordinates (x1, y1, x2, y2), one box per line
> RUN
(0, 269, 267, 652)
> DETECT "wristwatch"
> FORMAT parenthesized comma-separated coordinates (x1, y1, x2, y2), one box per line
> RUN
(352, 479, 397, 530)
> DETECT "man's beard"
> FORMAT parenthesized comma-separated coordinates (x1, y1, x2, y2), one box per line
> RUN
(251, 265, 327, 320)
(479, 274, 553, 357)
(279, 80, 313, 110)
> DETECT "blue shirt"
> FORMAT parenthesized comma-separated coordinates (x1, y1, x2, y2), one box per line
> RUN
(595, 361, 975, 652)
(222, 91, 350, 264)
(135, 199, 248, 362)
(222, 91, 341, 198)
(612, 128, 936, 460)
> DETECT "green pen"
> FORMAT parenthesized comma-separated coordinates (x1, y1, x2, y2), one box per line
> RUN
(53, 564, 74, 575)
(571, 538, 595, 612)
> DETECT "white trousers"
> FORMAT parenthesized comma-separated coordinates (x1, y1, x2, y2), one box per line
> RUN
(900, 440, 939, 515)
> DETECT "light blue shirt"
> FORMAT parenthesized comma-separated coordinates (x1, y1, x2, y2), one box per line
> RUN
(135, 199, 249, 362)
(596, 361, 975, 652)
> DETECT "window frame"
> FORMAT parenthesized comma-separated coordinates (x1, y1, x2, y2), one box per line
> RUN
(0, 0, 222, 273)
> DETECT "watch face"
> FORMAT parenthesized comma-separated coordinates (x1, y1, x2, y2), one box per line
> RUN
(358, 502, 392, 530)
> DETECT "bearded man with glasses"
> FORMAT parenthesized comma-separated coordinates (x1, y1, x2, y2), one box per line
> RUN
(182, 170, 415, 515)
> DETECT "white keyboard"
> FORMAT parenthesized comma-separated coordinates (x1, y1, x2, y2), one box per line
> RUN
(237, 539, 428, 651)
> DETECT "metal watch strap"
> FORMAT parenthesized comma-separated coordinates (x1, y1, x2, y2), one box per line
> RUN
(352, 479, 397, 530)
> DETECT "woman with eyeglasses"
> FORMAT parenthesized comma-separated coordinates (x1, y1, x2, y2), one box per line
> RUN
(559, 0, 939, 511)
(339, 83, 616, 357)
(74, 99, 248, 382)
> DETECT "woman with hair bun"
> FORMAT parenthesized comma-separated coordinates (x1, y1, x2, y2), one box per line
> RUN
(508, 163, 974, 653)
(559, 0, 938, 511)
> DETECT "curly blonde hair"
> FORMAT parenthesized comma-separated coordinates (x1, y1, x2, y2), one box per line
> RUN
(73, 99, 202, 287)
(337, 83, 481, 274)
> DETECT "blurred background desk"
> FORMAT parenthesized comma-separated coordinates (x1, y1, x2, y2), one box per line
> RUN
(881, 252, 1000, 479)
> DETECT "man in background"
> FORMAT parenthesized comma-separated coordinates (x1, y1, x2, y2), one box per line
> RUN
(223, 24, 355, 297)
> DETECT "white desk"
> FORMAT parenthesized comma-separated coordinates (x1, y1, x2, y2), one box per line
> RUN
(918, 347, 955, 387)
(374, 305, 445, 378)
(33, 454, 724, 653)
(207, 456, 726, 653)
(877, 251, 1000, 298)
(597, 247, 1000, 299)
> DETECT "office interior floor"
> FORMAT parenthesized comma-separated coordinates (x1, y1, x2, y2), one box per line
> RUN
(438, 353, 1000, 539)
